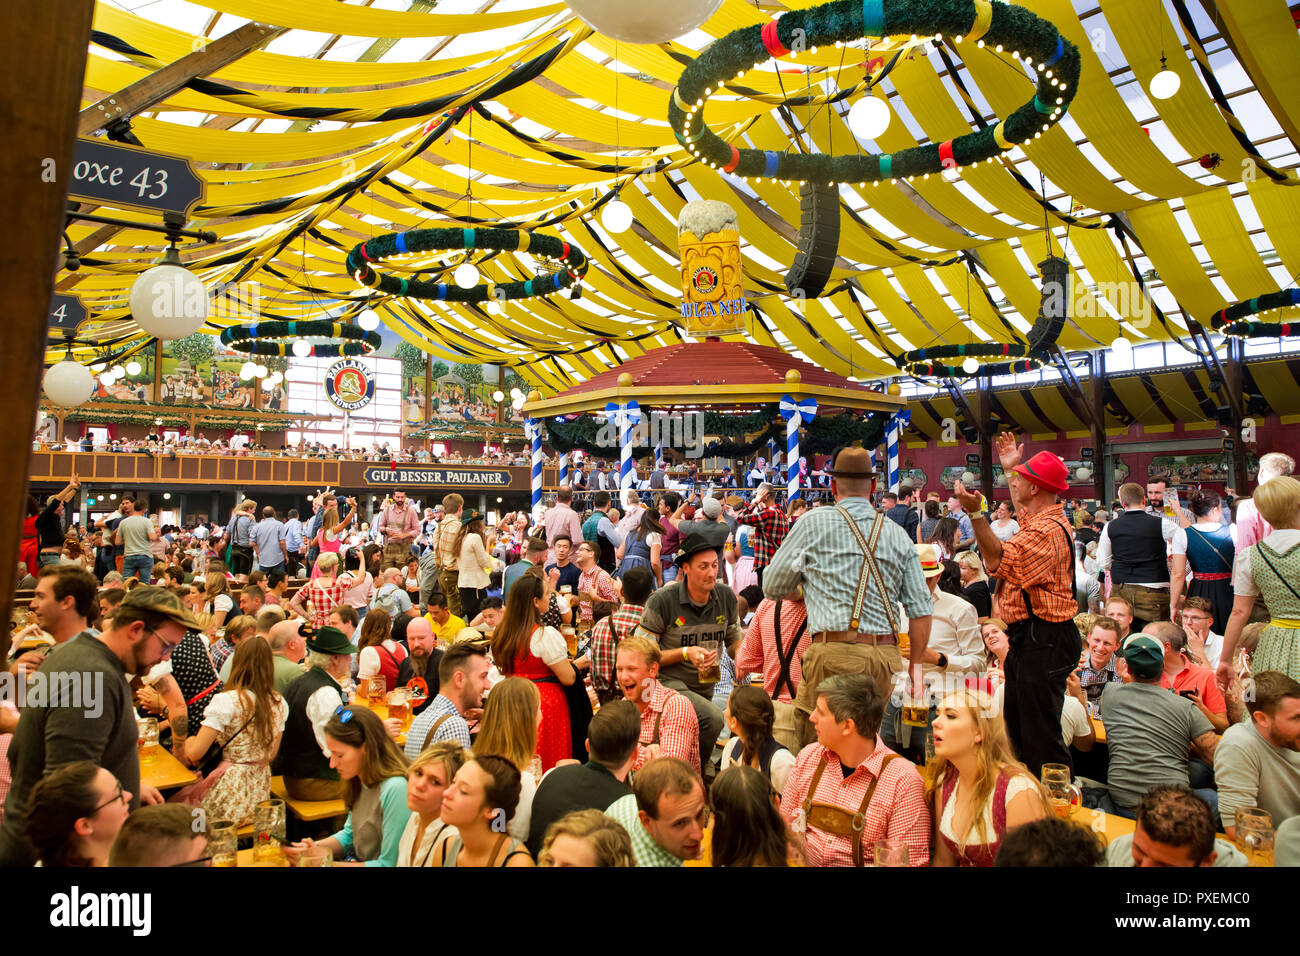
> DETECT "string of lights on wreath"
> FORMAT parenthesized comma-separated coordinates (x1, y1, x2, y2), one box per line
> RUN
(219, 319, 383, 358)
(667, 0, 1080, 186)
(900, 342, 1045, 378)
(345, 227, 589, 308)
(1208, 289, 1300, 339)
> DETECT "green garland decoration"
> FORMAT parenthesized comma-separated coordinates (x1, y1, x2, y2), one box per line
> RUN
(901, 341, 1044, 378)
(219, 320, 382, 357)
(668, 0, 1080, 184)
(345, 227, 589, 303)
(1208, 289, 1300, 338)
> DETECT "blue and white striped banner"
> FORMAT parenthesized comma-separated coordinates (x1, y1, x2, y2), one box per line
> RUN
(885, 408, 911, 493)
(526, 418, 543, 511)
(604, 401, 642, 490)
(779, 395, 817, 501)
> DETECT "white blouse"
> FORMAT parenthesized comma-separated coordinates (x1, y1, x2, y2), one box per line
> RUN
(396, 813, 457, 867)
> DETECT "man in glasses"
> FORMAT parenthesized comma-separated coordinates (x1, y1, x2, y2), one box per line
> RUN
(0, 586, 201, 867)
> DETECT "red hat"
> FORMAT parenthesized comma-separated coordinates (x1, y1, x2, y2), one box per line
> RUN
(1013, 451, 1069, 495)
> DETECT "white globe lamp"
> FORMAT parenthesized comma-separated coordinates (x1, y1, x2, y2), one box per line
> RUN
(1149, 59, 1180, 100)
(99, 372, 117, 387)
(492, 390, 505, 403)
(602, 198, 633, 234)
(240, 362, 256, 381)
(1110, 335, 1132, 355)
(510, 387, 523, 400)
(848, 95, 891, 140)
(125, 361, 142, 376)
(255, 364, 268, 379)
(962, 357, 980, 375)
(961, 470, 976, 486)
(1076, 466, 1092, 482)
(454, 263, 479, 289)
(292, 339, 312, 358)
(43, 359, 95, 408)
(128, 248, 208, 340)
(262, 378, 275, 391)
(110, 364, 126, 379)
(512, 395, 525, 411)
(564, 0, 723, 44)
(357, 308, 380, 331)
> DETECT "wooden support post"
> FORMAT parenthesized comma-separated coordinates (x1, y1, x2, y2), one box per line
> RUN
(2, 0, 95, 637)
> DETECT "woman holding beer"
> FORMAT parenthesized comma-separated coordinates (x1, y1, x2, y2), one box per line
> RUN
(397, 742, 468, 867)
(927, 689, 1049, 867)
(430, 755, 534, 867)
(283, 706, 410, 867)
(490, 569, 587, 772)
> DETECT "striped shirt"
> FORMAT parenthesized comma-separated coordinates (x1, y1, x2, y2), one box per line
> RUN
(780, 738, 930, 867)
(762, 498, 931, 635)
(404, 694, 471, 761)
(994, 503, 1077, 624)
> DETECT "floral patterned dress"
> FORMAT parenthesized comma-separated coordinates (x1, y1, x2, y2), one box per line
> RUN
(1248, 540, 1300, 681)
(198, 691, 288, 827)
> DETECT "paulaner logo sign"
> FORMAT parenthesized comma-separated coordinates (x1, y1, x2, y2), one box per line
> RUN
(324, 359, 374, 412)
(363, 466, 513, 488)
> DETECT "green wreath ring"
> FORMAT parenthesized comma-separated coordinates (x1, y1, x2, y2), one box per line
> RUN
(901, 341, 1043, 378)
(1209, 289, 1300, 338)
(668, 0, 1080, 184)
(219, 319, 382, 357)
(345, 226, 589, 303)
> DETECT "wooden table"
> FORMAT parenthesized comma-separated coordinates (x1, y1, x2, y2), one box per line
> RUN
(139, 746, 197, 791)
(1091, 716, 1106, 743)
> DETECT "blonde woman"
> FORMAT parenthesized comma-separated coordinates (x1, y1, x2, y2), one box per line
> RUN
(397, 741, 468, 867)
(473, 676, 542, 843)
(538, 809, 634, 867)
(1220, 475, 1300, 689)
(927, 689, 1049, 867)
(956, 551, 992, 618)
(311, 497, 358, 582)
(202, 571, 233, 635)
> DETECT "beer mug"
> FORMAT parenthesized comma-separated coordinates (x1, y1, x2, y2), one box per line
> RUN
(254, 798, 287, 863)
(139, 717, 160, 766)
(873, 839, 909, 867)
(1234, 808, 1274, 867)
(386, 689, 410, 730)
(561, 626, 578, 658)
(1041, 763, 1082, 819)
(208, 820, 237, 867)
(298, 846, 333, 867)
(695, 639, 721, 685)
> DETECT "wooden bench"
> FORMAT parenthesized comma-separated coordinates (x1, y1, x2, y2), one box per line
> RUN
(270, 775, 347, 823)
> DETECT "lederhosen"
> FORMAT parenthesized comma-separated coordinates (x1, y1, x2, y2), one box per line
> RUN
(1003, 520, 1080, 777)
(801, 750, 900, 867)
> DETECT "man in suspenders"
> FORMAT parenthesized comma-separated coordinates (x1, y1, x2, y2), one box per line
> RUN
(735, 591, 812, 754)
(780, 674, 930, 866)
(953, 434, 1080, 778)
(402, 643, 489, 761)
(763, 447, 934, 749)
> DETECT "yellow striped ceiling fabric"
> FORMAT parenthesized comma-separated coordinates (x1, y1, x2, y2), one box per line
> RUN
(55, 0, 1300, 393)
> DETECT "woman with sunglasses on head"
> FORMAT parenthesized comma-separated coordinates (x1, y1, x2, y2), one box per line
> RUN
(283, 705, 410, 866)
(25, 761, 131, 867)
(430, 754, 535, 867)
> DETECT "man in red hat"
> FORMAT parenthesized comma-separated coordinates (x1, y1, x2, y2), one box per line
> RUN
(953, 433, 1079, 777)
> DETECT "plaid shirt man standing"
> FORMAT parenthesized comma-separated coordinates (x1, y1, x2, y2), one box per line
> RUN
(735, 485, 789, 588)
(434, 493, 464, 617)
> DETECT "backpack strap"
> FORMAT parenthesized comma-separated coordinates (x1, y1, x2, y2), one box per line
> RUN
(772, 600, 807, 701)
(421, 712, 454, 752)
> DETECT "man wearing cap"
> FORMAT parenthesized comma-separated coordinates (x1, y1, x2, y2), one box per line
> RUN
(1098, 632, 1220, 820)
(275, 624, 358, 801)
(675, 496, 731, 550)
(763, 447, 933, 748)
(0, 585, 197, 866)
(633, 533, 742, 773)
(1095, 482, 1176, 630)
(952, 433, 1080, 777)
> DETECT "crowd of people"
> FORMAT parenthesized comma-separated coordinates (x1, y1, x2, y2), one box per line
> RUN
(5, 436, 1300, 868)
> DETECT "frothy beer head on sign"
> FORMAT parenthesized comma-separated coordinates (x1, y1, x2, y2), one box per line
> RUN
(678, 200, 746, 337)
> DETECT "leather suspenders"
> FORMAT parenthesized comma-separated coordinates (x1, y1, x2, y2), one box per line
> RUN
(834, 507, 900, 635)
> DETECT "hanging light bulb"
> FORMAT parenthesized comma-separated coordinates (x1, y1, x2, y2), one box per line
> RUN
(127, 245, 208, 341)
(292, 339, 312, 358)
(44, 358, 94, 407)
(486, 299, 503, 316)
(268, 371, 283, 385)
(91, 363, 107, 373)
(240, 362, 256, 381)
(110, 364, 126, 379)
(125, 361, 142, 376)
(512, 395, 526, 411)
(99, 372, 117, 387)
(602, 197, 633, 234)
(357, 308, 380, 331)
(962, 357, 980, 374)
(262, 378, 275, 391)
(848, 95, 891, 140)
(255, 364, 269, 378)
(510, 387, 523, 400)
(492, 390, 505, 403)
(1111, 335, 1133, 355)
(454, 263, 479, 289)
(1149, 55, 1180, 100)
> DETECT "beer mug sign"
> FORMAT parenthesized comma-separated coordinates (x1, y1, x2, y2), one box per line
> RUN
(677, 200, 746, 337)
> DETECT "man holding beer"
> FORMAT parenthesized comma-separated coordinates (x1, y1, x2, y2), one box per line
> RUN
(376, 490, 421, 571)
(633, 534, 741, 778)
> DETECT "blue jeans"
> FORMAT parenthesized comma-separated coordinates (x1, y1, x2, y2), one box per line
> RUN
(122, 554, 154, 582)
(661, 563, 678, 584)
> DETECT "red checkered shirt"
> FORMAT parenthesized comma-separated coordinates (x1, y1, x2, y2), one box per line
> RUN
(736, 504, 790, 569)
(735, 598, 812, 702)
(577, 566, 618, 623)
(632, 680, 700, 774)
(590, 603, 646, 702)
(299, 574, 352, 629)
(780, 738, 930, 867)
(994, 502, 1077, 624)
